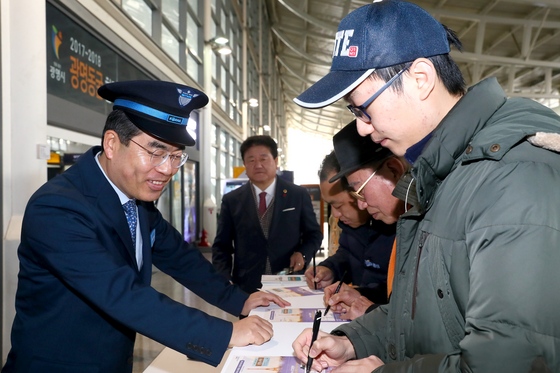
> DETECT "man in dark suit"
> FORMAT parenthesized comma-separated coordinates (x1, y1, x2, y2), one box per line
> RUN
(2, 81, 289, 373)
(212, 135, 323, 293)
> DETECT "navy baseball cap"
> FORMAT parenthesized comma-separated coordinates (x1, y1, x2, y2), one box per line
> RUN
(294, 0, 450, 109)
(329, 120, 393, 183)
(98, 80, 208, 146)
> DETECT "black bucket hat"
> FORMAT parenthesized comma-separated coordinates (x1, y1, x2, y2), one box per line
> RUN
(329, 120, 392, 183)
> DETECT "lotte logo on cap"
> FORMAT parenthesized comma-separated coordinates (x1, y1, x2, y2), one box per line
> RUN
(332, 29, 358, 58)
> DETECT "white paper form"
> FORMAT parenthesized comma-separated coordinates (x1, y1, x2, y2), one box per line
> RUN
(221, 322, 342, 372)
(251, 307, 346, 323)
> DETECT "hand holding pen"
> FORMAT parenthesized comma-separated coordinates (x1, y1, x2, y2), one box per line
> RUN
(305, 310, 322, 373)
(293, 326, 357, 373)
(324, 270, 348, 316)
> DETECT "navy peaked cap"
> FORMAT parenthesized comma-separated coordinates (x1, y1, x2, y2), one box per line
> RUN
(329, 120, 392, 183)
(98, 80, 209, 146)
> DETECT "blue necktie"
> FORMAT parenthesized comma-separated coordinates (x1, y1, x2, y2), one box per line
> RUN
(123, 200, 137, 247)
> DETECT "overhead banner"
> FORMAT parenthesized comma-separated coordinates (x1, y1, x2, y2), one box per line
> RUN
(46, 3, 150, 114)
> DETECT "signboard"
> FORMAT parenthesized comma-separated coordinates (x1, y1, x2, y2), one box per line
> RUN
(46, 3, 150, 115)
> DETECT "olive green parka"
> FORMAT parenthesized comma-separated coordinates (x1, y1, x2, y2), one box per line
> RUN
(335, 78, 560, 373)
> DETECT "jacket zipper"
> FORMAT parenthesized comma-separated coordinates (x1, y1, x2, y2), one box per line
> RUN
(411, 231, 428, 320)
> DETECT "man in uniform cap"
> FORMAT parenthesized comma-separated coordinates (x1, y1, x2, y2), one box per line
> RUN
(2, 80, 289, 373)
(292, 1, 560, 372)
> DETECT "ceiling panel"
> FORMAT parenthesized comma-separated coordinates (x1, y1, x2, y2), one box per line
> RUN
(265, 0, 560, 138)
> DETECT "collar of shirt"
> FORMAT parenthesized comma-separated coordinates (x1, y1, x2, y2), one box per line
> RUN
(95, 151, 130, 205)
(404, 133, 433, 165)
(252, 177, 277, 207)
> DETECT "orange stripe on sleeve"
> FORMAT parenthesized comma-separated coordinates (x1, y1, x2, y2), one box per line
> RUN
(387, 239, 397, 298)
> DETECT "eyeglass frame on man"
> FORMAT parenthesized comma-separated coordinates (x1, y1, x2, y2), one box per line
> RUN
(349, 169, 377, 202)
(346, 67, 408, 123)
(129, 138, 188, 168)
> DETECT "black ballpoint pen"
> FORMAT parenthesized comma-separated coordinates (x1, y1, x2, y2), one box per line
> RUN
(313, 253, 317, 290)
(306, 310, 322, 373)
(324, 270, 347, 316)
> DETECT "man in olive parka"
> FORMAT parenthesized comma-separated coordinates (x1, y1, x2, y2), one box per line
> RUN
(292, 1, 560, 372)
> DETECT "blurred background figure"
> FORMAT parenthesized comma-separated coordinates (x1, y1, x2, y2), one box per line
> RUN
(212, 135, 323, 293)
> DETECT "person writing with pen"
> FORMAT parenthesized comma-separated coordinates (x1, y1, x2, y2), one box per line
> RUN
(294, 1, 560, 372)
(305, 133, 395, 314)
(306, 121, 406, 320)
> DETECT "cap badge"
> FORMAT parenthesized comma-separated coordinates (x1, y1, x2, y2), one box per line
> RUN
(177, 88, 200, 107)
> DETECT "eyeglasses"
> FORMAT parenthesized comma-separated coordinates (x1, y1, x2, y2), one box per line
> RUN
(129, 139, 188, 168)
(346, 68, 407, 123)
(349, 170, 377, 202)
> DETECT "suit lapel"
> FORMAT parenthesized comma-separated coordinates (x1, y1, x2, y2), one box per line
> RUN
(242, 182, 260, 220)
(268, 177, 286, 239)
(78, 147, 140, 268)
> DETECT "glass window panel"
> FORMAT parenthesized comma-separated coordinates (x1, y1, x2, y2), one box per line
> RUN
(229, 104, 234, 121)
(162, 25, 179, 63)
(237, 88, 241, 110)
(211, 146, 217, 178)
(237, 62, 241, 84)
(226, 155, 232, 178)
(186, 54, 200, 82)
(236, 144, 242, 166)
(186, 12, 199, 57)
(183, 161, 197, 243)
(211, 124, 218, 146)
(156, 183, 171, 222)
(220, 67, 227, 98)
(236, 43, 242, 66)
(210, 21, 217, 43)
(212, 53, 217, 80)
(229, 82, 235, 107)
(211, 177, 217, 203)
(220, 151, 227, 179)
(221, 9, 227, 32)
(187, 111, 198, 144)
(211, 83, 218, 104)
(171, 171, 182, 231)
(187, 0, 200, 18)
(122, 0, 152, 36)
(162, 0, 179, 31)
(212, 56, 220, 80)
(220, 130, 227, 150)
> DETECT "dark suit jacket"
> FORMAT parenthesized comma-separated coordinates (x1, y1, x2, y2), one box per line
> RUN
(2, 146, 248, 372)
(212, 177, 323, 293)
